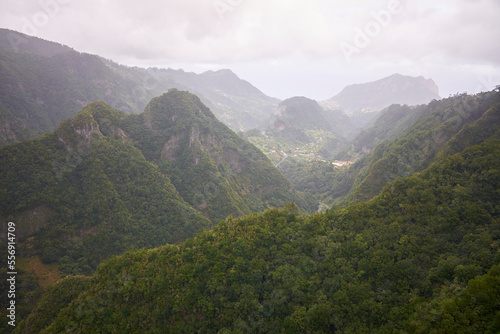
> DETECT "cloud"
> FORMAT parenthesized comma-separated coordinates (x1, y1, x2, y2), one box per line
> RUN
(2, 0, 499, 65)
(0, 0, 499, 99)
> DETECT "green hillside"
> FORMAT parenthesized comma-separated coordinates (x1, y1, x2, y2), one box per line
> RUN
(0, 91, 314, 277)
(121, 89, 317, 221)
(279, 90, 500, 208)
(2, 28, 499, 334)
(19, 137, 500, 333)
(344, 91, 500, 205)
(243, 97, 347, 165)
(0, 101, 211, 277)
(0, 91, 318, 334)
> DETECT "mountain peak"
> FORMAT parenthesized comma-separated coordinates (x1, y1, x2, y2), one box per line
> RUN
(201, 68, 237, 78)
(323, 74, 440, 114)
(54, 101, 128, 148)
(144, 89, 217, 132)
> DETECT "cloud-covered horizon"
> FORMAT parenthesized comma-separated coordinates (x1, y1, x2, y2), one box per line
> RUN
(1, 0, 499, 99)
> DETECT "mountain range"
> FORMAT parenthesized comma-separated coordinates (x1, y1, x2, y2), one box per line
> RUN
(12, 115, 500, 333)
(0, 28, 278, 147)
(1, 28, 499, 333)
(321, 73, 441, 114)
(0, 89, 315, 278)
(1, 28, 445, 149)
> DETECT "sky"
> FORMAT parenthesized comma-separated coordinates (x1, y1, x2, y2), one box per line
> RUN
(1, 0, 499, 100)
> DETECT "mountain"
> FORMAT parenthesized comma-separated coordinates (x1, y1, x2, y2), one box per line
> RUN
(160, 68, 280, 130)
(121, 89, 316, 222)
(243, 97, 348, 166)
(343, 90, 500, 205)
(337, 103, 428, 160)
(322, 73, 440, 114)
(17, 136, 500, 332)
(274, 97, 334, 132)
(275, 89, 500, 207)
(0, 100, 212, 276)
(0, 91, 316, 333)
(0, 28, 278, 147)
(0, 91, 314, 275)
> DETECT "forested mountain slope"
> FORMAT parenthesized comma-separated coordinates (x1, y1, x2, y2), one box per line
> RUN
(0, 29, 278, 146)
(0, 91, 317, 334)
(121, 89, 316, 221)
(0, 100, 211, 276)
(0, 91, 313, 277)
(337, 103, 428, 160)
(280, 90, 500, 207)
(344, 90, 500, 204)
(19, 137, 500, 333)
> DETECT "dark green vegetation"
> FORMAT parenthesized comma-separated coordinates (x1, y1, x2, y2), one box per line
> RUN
(18, 137, 500, 333)
(342, 91, 500, 205)
(14, 276, 90, 334)
(0, 90, 314, 333)
(243, 97, 349, 165)
(278, 160, 351, 208)
(277, 90, 500, 208)
(0, 99, 211, 276)
(0, 90, 312, 276)
(0, 29, 278, 146)
(122, 89, 316, 221)
(1, 29, 499, 334)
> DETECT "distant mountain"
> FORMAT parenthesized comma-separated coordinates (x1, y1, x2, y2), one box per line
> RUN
(160, 68, 279, 130)
(336, 103, 428, 159)
(0, 29, 278, 146)
(339, 90, 500, 205)
(322, 73, 440, 114)
(274, 97, 334, 132)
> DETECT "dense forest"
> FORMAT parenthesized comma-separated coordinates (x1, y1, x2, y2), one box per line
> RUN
(0, 90, 313, 280)
(1, 29, 499, 334)
(12, 137, 500, 333)
(0, 90, 316, 333)
(1, 89, 499, 333)
(276, 90, 500, 207)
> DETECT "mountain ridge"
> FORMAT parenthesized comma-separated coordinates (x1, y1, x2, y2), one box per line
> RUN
(0, 90, 316, 275)
(0, 28, 279, 147)
(322, 73, 440, 114)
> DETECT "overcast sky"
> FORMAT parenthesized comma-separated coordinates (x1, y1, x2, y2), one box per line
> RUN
(1, 0, 499, 100)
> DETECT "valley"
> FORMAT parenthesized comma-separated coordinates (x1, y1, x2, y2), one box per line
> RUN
(0, 29, 499, 333)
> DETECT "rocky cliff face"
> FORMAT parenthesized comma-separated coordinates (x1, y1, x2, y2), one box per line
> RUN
(132, 90, 316, 221)
(322, 73, 440, 114)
